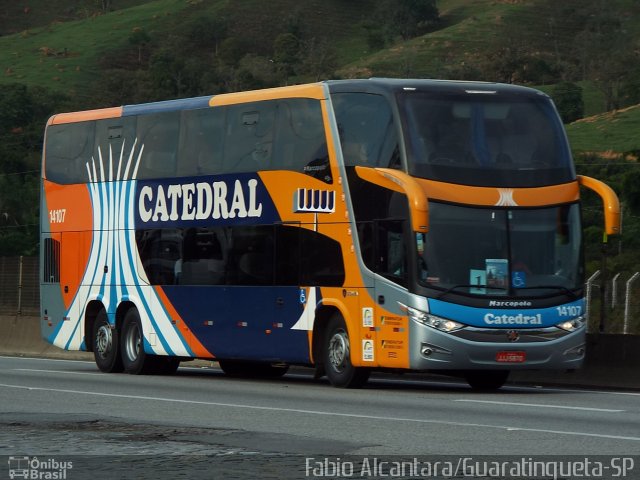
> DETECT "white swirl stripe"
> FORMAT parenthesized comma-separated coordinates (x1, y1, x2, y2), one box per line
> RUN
(53, 139, 193, 358)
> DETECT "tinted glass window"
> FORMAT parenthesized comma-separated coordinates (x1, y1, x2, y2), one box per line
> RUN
(274, 99, 331, 182)
(417, 202, 583, 296)
(46, 98, 329, 183)
(399, 91, 575, 187)
(178, 108, 226, 177)
(300, 226, 345, 286)
(136, 224, 344, 287)
(45, 121, 95, 184)
(223, 102, 277, 174)
(136, 112, 181, 179)
(332, 92, 400, 169)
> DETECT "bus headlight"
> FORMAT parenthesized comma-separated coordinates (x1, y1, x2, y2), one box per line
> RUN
(556, 316, 585, 332)
(399, 303, 464, 333)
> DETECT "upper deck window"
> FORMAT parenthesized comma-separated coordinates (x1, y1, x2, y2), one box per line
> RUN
(44, 98, 329, 184)
(332, 92, 400, 169)
(398, 91, 575, 187)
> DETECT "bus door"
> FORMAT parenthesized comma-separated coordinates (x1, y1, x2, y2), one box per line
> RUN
(373, 219, 411, 368)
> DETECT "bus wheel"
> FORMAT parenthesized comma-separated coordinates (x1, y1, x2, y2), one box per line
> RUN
(121, 308, 155, 375)
(93, 309, 123, 373)
(323, 314, 369, 388)
(464, 370, 509, 391)
(218, 360, 289, 378)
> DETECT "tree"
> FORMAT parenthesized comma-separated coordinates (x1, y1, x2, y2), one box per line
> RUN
(573, 1, 638, 111)
(376, 0, 439, 41)
(551, 82, 584, 123)
(299, 37, 338, 82)
(129, 28, 150, 64)
(273, 32, 300, 78)
(622, 170, 640, 215)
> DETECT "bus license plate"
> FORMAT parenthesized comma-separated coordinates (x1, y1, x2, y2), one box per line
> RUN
(496, 351, 526, 363)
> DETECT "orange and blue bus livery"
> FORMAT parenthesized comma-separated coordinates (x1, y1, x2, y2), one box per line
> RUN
(41, 79, 620, 389)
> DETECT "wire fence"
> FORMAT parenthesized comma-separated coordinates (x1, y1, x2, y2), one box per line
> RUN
(0, 256, 39, 315)
(0, 256, 639, 334)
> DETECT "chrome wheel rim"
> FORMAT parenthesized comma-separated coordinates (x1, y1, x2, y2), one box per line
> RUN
(95, 324, 112, 359)
(124, 323, 141, 362)
(328, 328, 349, 373)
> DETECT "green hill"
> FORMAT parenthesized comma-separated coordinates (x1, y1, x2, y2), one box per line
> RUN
(0, 0, 193, 100)
(566, 105, 640, 155)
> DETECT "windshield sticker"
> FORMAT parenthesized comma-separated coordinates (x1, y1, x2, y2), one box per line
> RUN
(486, 258, 508, 290)
(469, 269, 487, 294)
(512, 271, 527, 288)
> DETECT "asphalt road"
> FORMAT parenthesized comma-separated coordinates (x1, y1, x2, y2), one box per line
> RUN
(1, 356, 639, 479)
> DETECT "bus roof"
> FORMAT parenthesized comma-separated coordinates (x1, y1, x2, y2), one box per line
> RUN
(325, 78, 547, 98)
(47, 78, 546, 126)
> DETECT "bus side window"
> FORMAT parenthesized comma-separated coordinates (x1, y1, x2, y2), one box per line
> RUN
(375, 219, 408, 287)
(136, 112, 180, 179)
(332, 92, 399, 170)
(93, 117, 136, 174)
(179, 108, 225, 177)
(299, 227, 345, 286)
(223, 102, 275, 173)
(45, 121, 95, 184)
(274, 99, 330, 183)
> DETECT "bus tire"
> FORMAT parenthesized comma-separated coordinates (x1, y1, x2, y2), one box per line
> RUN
(464, 370, 509, 391)
(92, 309, 124, 373)
(218, 360, 289, 378)
(121, 308, 156, 375)
(323, 314, 369, 388)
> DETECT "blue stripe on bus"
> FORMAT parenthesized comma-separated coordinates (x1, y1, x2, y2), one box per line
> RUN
(123, 96, 212, 116)
(427, 298, 585, 329)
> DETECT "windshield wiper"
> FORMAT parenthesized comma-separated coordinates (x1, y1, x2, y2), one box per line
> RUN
(515, 285, 578, 300)
(437, 284, 507, 299)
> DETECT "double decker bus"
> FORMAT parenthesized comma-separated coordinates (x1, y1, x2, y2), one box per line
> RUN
(41, 79, 620, 389)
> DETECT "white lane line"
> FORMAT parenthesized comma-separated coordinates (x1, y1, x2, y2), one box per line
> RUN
(3, 356, 640, 397)
(13, 368, 102, 376)
(455, 399, 625, 413)
(0, 355, 94, 364)
(0, 382, 638, 442)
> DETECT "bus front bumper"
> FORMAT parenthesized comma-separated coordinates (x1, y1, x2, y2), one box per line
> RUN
(408, 322, 586, 371)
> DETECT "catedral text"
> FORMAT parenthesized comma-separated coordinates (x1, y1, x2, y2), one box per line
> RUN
(484, 313, 543, 325)
(138, 178, 263, 223)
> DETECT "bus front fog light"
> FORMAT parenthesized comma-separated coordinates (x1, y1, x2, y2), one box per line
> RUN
(564, 344, 586, 357)
(420, 342, 452, 357)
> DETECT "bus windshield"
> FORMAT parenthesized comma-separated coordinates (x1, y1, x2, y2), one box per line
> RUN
(417, 203, 583, 297)
(399, 91, 575, 187)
